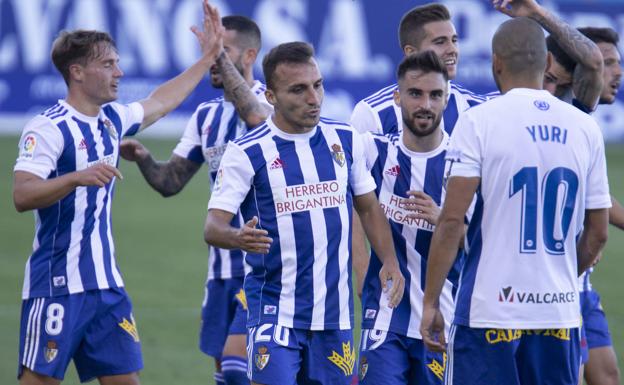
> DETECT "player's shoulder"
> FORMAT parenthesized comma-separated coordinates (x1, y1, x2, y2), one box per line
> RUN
(232, 121, 272, 149)
(319, 116, 354, 130)
(32, 103, 74, 131)
(449, 82, 489, 102)
(358, 83, 398, 110)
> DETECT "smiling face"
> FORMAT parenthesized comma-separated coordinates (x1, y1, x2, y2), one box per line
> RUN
(597, 42, 622, 104)
(265, 59, 323, 133)
(74, 42, 124, 105)
(413, 21, 459, 79)
(396, 69, 447, 138)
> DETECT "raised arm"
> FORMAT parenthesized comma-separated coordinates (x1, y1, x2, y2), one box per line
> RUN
(495, 0, 603, 109)
(119, 139, 201, 197)
(354, 191, 404, 308)
(138, 0, 224, 129)
(577, 208, 609, 274)
(421, 176, 479, 352)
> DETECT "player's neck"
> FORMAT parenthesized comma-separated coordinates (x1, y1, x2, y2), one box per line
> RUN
(498, 78, 543, 94)
(402, 127, 443, 153)
(272, 113, 315, 135)
(66, 90, 102, 117)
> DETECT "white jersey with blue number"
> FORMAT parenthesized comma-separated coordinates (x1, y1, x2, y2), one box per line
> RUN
(208, 116, 376, 330)
(173, 80, 268, 280)
(14, 100, 144, 299)
(360, 131, 460, 339)
(350, 81, 487, 136)
(447, 88, 611, 329)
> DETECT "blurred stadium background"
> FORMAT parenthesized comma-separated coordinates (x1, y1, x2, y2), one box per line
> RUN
(0, 0, 622, 383)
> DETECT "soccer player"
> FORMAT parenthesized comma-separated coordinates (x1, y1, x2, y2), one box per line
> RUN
(11, 1, 222, 384)
(204, 42, 405, 385)
(120, 10, 270, 385)
(421, 17, 610, 385)
(350, 3, 487, 137)
(356, 51, 461, 384)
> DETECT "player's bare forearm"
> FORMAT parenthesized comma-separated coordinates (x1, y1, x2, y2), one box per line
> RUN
(217, 52, 271, 127)
(14, 171, 79, 212)
(352, 211, 370, 297)
(608, 195, 624, 230)
(204, 209, 240, 249)
(354, 192, 396, 266)
(135, 154, 201, 197)
(577, 208, 609, 274)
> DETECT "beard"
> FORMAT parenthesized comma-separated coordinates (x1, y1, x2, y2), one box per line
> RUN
(402, 109, 443, 138)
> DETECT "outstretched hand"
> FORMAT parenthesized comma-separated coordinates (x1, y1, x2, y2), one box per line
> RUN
(191, 0, 225, 64)
(236, 216, 272, 254)
(492, 0, 541, 18)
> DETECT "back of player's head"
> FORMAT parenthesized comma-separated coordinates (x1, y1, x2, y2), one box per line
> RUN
(545, 35, 576, 75)
(51, 30, 116, 86)
(262, 41, 315, 89)
(578, 27, 619, 46)
(397, 50, 449, 82)
(492, 17, 547, 77)
(222, 15, 262, 51)
(399, 3, 450, 50)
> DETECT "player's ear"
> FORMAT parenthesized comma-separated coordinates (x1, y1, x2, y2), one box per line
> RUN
(68, 63, 84, 84)
(492, 53, 502, 75)
(265, 89, 276, 106)
(403, 45, 416, 56)
(244, 48, 258, 66)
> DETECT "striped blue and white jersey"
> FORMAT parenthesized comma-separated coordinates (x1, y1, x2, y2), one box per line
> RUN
(14, 99, 144, 299)
(447, 88, 611, 329)
(173, 80, 267, 280)
(208, 117, 376, 330)
(350, 81, 487, 136)
(360, 131, 459, 339)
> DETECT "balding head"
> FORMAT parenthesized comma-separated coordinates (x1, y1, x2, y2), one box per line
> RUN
(492, 17, 548, 91)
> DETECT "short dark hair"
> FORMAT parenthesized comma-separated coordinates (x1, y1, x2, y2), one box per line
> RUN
(397, 50, 449, 82)
(222, 15, 261, 51)
(262, 42, 315, 89)
(492, 17, 547, 77)
(578, 27, 619, 46)
(51, 30, 116, 86)
(399, 3, 451, 50)
(545, 35, 576, 74)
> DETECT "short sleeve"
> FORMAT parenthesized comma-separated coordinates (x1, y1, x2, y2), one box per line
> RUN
(585, 123, 611, 209)
(446, 112, 482, 178)
(207, 142, 255, 214)
(349, 128, 377, 196)
(173, 108, 205, 164)
(350, 101, 383, 135)
(117, 102, 145, 137)
(360, 132, 379, 171)
(13, 117, 64, 179)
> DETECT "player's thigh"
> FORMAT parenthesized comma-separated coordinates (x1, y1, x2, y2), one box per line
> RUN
(517, 328, 580, 385)
(223, 294, 249, 357)
(18, 295, 94, 381)
(98, 372, 140, 385)
(200, 279, 233, 357)
(358, 329, 409, 384)
(19, 368, 61, 385)
(74, 288, 142, 382)
(407, 337, 446, 385)
(446, 325, 521, 385)
(247, 324, 300, 385)
(302, 329, 355, 385)
(584, 346, 620, 385)
(223, 334, 247, 357)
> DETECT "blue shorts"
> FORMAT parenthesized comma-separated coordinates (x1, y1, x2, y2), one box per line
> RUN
(247, 324, 355, 385)
(581, 290, 612, 349)
(18, 288, 142, 382)
(200, 277, 247, 358)
(446, 324, 580, 385)
(358, 329, 444, 384)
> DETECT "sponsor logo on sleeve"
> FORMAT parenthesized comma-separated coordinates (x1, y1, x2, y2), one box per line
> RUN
(20, 135, 37, 158)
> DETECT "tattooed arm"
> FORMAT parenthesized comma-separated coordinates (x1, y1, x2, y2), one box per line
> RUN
(216, 52, 272, 128)
(495, 0, 603, 109)
(120, 139, 201, 197)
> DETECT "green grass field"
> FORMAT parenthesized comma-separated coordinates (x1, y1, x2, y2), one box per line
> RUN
(1, 136, 622, 384)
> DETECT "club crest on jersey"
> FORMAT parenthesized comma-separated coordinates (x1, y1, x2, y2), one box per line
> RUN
(533, 100, 550, 111)
(359, 357, 368, 381)
(327, 341, 355, 376)
(21, 135, 36, 158)
(331, 143, 345, 167)
(118, 315, 140, 342)
(44, 341, 58, 363)
(499, 286, 514, 302)
(102, 118, 118, 139)
(255, 346, 270, 370)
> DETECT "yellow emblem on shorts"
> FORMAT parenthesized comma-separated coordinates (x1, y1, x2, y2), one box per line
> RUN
(427, 352, 447, 381)
(235, 288, 248, 310)
(255, 346, 270, 370)
(118, 315, 140, 342)
(328, 341, 355, 376)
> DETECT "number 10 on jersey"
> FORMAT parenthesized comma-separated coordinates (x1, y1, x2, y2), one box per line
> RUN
(509, 167, 579, 255)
